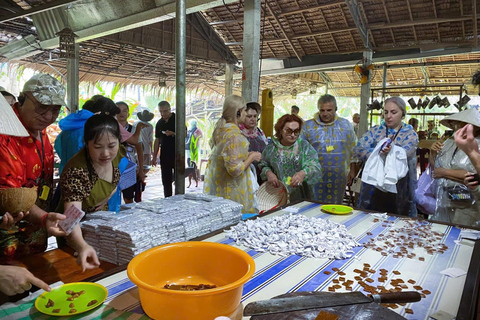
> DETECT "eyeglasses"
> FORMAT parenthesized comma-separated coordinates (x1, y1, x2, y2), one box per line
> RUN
(26, 94, 61, 118)
(283, 128, 301, 136)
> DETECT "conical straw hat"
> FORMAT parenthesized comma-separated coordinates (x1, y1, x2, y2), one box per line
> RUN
(440, 107, 480, 130)
(0, 94, 28, 136)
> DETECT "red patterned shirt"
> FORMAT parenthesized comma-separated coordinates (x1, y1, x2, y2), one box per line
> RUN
(0, 108, 54, 260)
(0, 110, 54, 191)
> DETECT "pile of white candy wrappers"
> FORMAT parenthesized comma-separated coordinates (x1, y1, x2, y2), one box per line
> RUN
(226, 213, 360, 259)
(81, 194, 243, 264)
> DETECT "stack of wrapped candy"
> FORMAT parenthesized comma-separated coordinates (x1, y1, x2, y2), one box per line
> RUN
(80, 194, 243, 265)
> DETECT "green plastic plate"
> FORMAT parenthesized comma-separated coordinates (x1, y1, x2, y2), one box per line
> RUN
(35, 282, 107, 316)
(321, 204, 354, 215)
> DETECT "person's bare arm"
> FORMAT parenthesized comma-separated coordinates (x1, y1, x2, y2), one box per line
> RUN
(26, 205, 67, 237)
(152, 138, 160, 166)
(346, 162, 356, 186)
(125, 123, 147, 145)
(135, 143, 145, 182)
(455, 124, 480, 173)
(0, 265, 50, 296)
(243, 152, 262, 171)
(429, 140, 444, 166)
(433, 167, 468, 183)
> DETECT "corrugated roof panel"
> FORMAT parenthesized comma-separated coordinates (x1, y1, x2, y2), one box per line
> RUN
(32, 8, 67, 41)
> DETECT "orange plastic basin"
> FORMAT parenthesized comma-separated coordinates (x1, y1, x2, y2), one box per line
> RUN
(127, 241, 255, 320)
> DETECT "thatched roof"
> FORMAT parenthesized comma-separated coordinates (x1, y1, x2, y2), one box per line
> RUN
(203, 0, 478, 59)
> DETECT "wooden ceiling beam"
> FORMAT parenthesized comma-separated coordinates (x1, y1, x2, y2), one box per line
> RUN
(301, 10, 323, 54)
(473, 0, 478, 48)
(249, 16, 476, 44)
(406, 0, 418, 42)
(186, 12, 238, 63)
(431, 0, 441, 42)
(265, 1, 303, 61)
(345, 0, 370, 48)
(371, 16, 473, 29)
(460, 0, 466, 40)
(340, 2, 359, 50)
(265, 42, 277, 58)
(207, 0, 346, 26)
(277, 0, 345, 17)
(359, 2, 376, 47)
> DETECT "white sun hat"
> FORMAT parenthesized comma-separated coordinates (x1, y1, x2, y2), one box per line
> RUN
(0, 94, 29, 136)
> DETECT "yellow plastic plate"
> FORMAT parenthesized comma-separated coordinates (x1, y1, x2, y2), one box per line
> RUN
(35, 282, 107, 316)
(321, 205, 354, 215)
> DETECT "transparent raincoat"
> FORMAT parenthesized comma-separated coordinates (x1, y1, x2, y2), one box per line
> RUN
(203, 123, 256, 213)
(258, 137, 322, 202)
(301, 114, 357, 204)
(354, 122, 418, 216)
(432, 137, 480, 227)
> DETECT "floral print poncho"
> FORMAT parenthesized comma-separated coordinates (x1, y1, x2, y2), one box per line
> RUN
(203, 123, 256, 213)
(258, 138, 322, 202)
(301, 114, 357, 204)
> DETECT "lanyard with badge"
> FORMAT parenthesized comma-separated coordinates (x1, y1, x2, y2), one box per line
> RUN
(34, 133, 50, 201)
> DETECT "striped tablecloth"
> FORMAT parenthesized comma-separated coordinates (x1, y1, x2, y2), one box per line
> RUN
(99, 201, 475, 320)
(3, 201, 475, 319)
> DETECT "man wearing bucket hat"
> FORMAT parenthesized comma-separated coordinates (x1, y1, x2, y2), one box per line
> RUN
(135, 108, 154, 167)
(429, 108, 480, 227)
(0, 74, 99, 293)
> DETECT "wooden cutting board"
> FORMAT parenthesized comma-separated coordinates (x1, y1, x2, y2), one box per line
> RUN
(249, 292, 407, 320)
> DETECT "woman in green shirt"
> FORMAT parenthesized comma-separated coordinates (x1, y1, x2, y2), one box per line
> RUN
(259, 114, 322, 202)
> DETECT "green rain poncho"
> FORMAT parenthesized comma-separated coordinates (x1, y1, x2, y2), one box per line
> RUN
(258, 137, 322, 202)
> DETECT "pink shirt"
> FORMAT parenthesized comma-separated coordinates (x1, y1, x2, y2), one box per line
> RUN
(119, 123, 132, 142)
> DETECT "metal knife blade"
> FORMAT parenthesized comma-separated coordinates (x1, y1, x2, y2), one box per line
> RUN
(243, 291, 422, 316)
(244, 292, 370, 316)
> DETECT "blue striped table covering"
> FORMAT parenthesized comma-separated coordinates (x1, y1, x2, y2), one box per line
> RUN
(96, 201, 475, 320)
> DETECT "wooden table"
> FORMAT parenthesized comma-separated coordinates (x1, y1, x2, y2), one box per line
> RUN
(3, 202, 480, 320)
(418, 139, 438, 149)
(0, 247, 118, 305)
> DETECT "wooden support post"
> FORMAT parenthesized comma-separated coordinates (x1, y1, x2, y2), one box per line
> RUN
(225, 63, 234, 96)
(359, 50, 373, 137)
(66, 43, 79, 114)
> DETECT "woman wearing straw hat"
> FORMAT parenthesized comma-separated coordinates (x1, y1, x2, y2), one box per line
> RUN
(429, 108, 480, 227)
(258, 114, 322, 202)
(203, 95, 262, 213)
